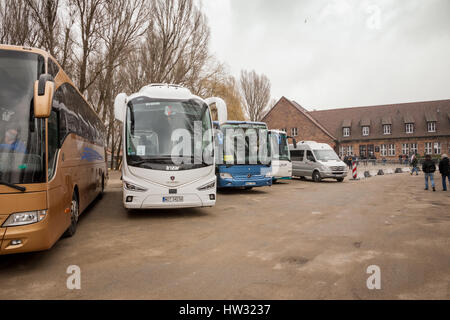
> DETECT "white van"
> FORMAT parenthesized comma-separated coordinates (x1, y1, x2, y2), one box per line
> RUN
(289, 141, 348, 182)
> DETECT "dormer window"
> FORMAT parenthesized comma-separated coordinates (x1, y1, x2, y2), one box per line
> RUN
(343, 127, 350, 137)
(362, 126, 370, 136)
(383, 124, 391, 135)
(427, 121, 436, 133)
(405, 123, 414, 134)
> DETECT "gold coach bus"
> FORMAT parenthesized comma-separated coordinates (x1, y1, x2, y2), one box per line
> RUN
(0, 45, 107, 255)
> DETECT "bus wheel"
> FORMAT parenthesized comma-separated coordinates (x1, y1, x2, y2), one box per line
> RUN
(99, 174, 105, 198)
(244, 187, 253, 190)
(312, 171, 322, 183)
(64, 193, 79, 238)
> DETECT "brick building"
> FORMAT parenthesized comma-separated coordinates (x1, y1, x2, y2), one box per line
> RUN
(262, 97, 450, 160)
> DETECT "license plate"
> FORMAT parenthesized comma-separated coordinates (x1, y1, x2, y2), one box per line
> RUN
(163, 196, 184, 203)
(245, 182, 256, 186)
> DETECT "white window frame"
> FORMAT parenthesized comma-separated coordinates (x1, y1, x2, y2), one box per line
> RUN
(425, 142, 432, 155)
(339, 146, 345, 157)
(380, 144, 387, 156)
(405, 123, 414, 134)
(347, 145, 353, 155)
(427, 122, 436, 133)
(362, 126, 370, 136)
(388, 144, 395, 156)
(410, 143, 418, 154)
(343, 127, 350, 137)
(383, 124, 391, 135)
(291, 127, 298, 137)
(434, 142, 441, 154)
(402, 143, 409, 155)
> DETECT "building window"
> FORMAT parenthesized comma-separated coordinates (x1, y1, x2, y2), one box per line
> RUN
(347, 145, 353, 155)
(427, 122, 436, 133)
(405, 123, 414, 134)
(388, 144, 395, 156)
(383, 125, 391, 135)
(339, 146, 345, 157)
(434, 142, 441, 154)
(410, 143, 418, 155)
(362, 126, 370, 136)
(281, 128, 287, 133)
(402, 143, 409, 155)
(425, 142, 432, 155)
(343, 127, 350, 137)
(380, 144, 387, 156)
(291, 127, 298, 137)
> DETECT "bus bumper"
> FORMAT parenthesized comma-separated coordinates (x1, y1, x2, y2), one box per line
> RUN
(218, 177, 272, 188)
(124, 191, 216, 209)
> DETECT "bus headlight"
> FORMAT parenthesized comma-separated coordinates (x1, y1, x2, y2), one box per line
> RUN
(197, 180, 216, 191)
(220, 173, 232, 179)
(124, 181, 147, 192)
(2, 210, 47, 227)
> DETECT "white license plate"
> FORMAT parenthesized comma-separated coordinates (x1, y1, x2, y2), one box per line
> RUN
(163, 196, 184, 203)
(245, 182, 256, 186)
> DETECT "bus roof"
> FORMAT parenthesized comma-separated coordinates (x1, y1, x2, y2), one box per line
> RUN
(223, 121, 267, 126)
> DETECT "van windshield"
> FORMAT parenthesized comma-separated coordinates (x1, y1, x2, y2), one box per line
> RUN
(314, 150, 340, 161)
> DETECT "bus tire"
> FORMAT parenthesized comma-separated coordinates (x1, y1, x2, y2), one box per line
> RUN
(63, 192, 79, 238)
(244, 187, 253, 190)
(300, 176, 306, 180)
(99, 174, 105, 198)
(312, 171, 322, 183)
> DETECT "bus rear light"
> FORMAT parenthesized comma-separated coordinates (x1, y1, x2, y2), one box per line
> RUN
(2, 210, 47, 227)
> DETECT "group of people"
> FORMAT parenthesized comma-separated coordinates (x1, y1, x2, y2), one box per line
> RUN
(410, 153, 450, 192)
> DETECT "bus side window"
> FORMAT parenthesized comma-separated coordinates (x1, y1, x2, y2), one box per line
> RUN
(299, 150, 304, 161)
(47, 58, 59, 78)
(48, 110, 59, 180)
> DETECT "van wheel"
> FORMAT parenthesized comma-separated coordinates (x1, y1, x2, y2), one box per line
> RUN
(336, 178, 344, 182)
(312, 171, 322, 182)
(300, 176, 306, 180)
(63, 193, 79, 238)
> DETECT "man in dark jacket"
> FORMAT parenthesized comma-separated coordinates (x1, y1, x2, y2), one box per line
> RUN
(439, 154, 450, 191)
(422, 154, 436, 191)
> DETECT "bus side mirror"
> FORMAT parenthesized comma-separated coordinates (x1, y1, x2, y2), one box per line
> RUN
(34, 74, 54, 118)
(114, 93, 127, 122)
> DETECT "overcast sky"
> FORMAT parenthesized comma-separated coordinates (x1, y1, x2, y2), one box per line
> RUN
(200, 0, 450, 110)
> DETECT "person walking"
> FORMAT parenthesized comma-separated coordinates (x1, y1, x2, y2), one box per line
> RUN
(438, 154, 450, 191)
(422, 154, 436, 191)
(410, 153, 419, 175)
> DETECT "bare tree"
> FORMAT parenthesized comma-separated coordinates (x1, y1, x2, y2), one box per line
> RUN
(68, 0, 104, 93)
(0, 0, 39, 46)
(240, 70, 271, 121)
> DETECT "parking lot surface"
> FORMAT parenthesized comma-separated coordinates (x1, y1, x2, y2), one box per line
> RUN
(1, 171, 449, 299)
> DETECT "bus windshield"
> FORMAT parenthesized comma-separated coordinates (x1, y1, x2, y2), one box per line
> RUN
(270, 132, 290, 161)
(0, 50, 46, 185)
(314, 149, 340, 161)
(126, 97, 213, 170)
(220, 123, 270, 165)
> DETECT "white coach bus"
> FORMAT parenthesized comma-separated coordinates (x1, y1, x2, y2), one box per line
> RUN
(114, 84, 224, 209)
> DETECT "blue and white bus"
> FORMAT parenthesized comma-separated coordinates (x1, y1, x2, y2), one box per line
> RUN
(214, 121, 272, 190)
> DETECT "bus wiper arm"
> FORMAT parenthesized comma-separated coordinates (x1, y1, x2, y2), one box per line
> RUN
(0, 181, 26, 192)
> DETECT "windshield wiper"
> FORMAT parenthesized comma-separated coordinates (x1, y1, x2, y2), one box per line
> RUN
(0, 181, 26, 192)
